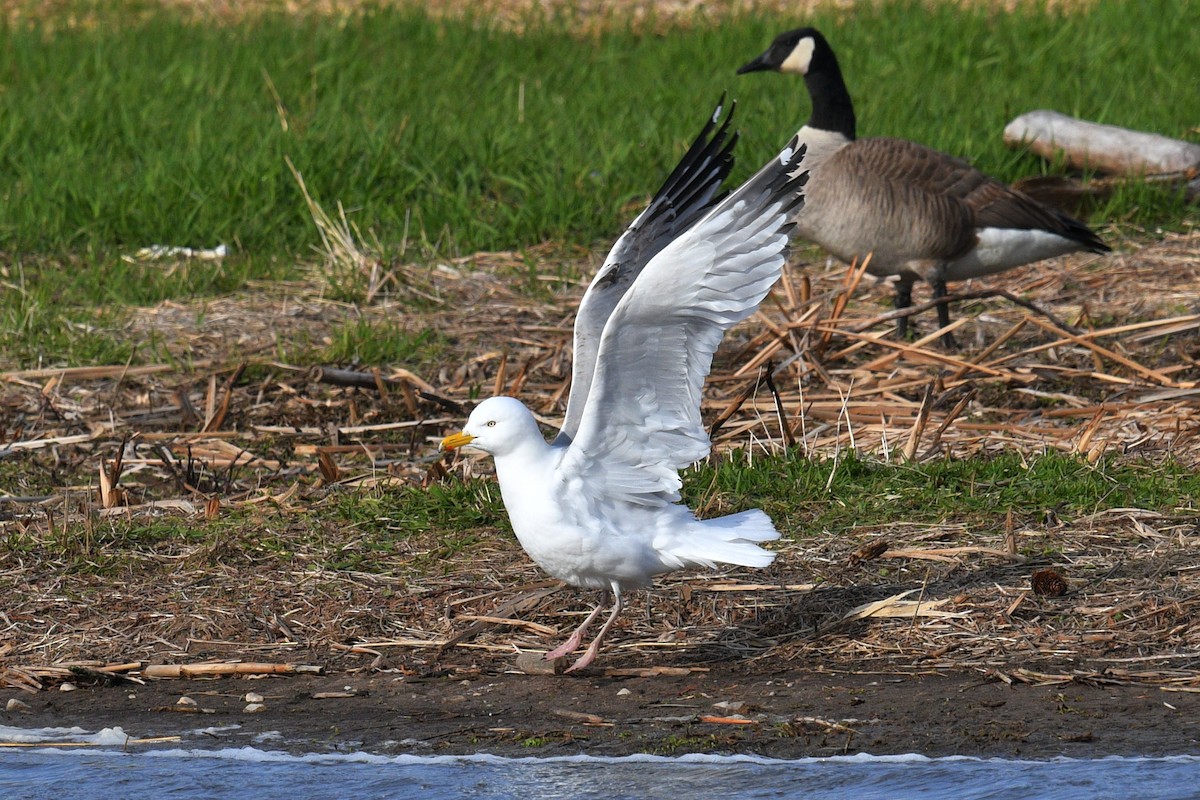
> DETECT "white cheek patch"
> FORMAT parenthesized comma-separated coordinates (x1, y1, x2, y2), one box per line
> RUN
(780, 37, 816, 75)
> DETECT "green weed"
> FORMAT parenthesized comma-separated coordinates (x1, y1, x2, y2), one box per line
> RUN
(316, 321, 448, 368)
(683, 450, 1200, 538)
(335, 480, 507, 536)
(1, 1, 1196, 366)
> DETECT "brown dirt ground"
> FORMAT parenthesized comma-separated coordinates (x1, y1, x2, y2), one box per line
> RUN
(8, 668, 1200, 758)
(4, 229, 1200, 757)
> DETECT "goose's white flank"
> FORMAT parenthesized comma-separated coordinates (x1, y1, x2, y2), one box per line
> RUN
(442, 102, 807, 672)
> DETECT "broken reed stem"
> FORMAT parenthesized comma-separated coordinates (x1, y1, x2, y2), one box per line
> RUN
(709, 372, 766, 438)
(816, 255, 873, 353)
(1025, 316, 1182, 387)
(203, 363, 246, 432)
(947, 318, 1028, 382)
(762, 363, 794, 449)
(902, 381, 936, 462)
(846, 288, 1081, 336)
(918, 387, 978, 461)
(141, 662, 323, 678)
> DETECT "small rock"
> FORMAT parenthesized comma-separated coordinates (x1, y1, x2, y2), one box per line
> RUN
(515, 651, 565, 675)
(6, 698, 31, 713)
(177, 696, 197, 706)
(713, 700, 745, 712)
(243, 692, 264, 704)
(616, 688, 632, 697)
(243, 703, 266, 713)
(127, 694, 137, 700)
(59, 682, 77, 692)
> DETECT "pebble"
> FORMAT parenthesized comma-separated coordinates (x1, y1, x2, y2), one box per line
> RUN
(244, 692, 264, 704)
(6, 698, 31, 713)
(515, 651, 565, 675)
(59, 682, 77, 692)
(244, 703, 266, 713)
(713, 700, 745, 712)
(616, 688, 632, 696)
(177, 696, 197, 706)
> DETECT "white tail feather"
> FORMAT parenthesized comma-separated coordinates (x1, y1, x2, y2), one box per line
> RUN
(662, 509, 780, 571)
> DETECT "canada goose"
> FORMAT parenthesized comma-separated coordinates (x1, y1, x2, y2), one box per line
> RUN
(442, 103, 807, 672)
(738, 27, 1110, 346)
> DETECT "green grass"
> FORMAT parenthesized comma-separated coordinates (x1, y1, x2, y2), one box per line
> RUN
(334, 479, 506, 538)
(0, 477, 507, 576)
(1, 508, 227, 573)
(342, 451, 1200, 548)
(320, 321, 448, 368)
(686, 450, 1200, 538)
(3, 2, 1194, 257)
(9, 450, 1196, 577)
(1, 1, 1197, 367)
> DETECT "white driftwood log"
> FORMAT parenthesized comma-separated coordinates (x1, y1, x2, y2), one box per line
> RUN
(1004, 110, 1200, 175)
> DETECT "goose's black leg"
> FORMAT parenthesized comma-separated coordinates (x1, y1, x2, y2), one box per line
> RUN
(932, 279, 957, 349)
(894, 281, 914, 340)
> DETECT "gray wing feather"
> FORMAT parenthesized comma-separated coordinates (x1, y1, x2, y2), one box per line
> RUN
(562, 137, 808, 504)
(555, 99, 738, 445)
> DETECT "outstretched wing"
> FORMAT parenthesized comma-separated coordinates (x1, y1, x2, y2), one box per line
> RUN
(555, 99, 738, 445)
(561, 137, 808, 504)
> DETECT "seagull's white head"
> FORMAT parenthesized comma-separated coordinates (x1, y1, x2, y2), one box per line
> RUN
(440, 396, 544, 457)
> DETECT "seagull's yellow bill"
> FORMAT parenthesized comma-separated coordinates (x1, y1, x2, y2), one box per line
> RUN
(440, 432, 476, 450)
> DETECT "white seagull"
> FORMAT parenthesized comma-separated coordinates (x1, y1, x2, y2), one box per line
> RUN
(442, 102, 807, 672)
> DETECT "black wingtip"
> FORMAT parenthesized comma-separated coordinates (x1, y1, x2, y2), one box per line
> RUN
(635, 95, 740, 237)
(1055, 210, 1112, 255)
(711, 91, 728, 123)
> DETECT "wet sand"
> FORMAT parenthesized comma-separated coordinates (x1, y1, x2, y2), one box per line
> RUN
(8, 664, 1197, 758)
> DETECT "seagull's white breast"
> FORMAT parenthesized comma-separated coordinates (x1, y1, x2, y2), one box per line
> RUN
(493, 450, 673, 591)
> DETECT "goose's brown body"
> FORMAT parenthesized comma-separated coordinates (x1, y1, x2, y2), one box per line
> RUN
(740, 27, 1110, 344)
(800, 135, 1102, 287)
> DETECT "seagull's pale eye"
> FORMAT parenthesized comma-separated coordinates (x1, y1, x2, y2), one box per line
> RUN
(486, 420, 497, 427)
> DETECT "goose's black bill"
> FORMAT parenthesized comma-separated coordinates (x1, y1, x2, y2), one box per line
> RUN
(737, 51, 774, 74)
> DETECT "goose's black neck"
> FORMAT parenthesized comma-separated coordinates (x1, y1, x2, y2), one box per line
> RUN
(804, 55, 856, 140)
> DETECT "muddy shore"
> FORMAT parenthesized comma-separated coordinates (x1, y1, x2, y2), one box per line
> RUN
(6, 663, 1197, 759)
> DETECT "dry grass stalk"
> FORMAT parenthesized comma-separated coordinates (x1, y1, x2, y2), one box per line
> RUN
(141, 662, 322, 678)
(286, 157, 439, 306)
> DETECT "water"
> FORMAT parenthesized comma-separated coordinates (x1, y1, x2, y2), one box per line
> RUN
(2, 726, 1198, 800)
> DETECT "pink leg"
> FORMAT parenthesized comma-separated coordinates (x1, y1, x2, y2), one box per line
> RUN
(544, 594, 606, 660)
(565, 587, 624, 673)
